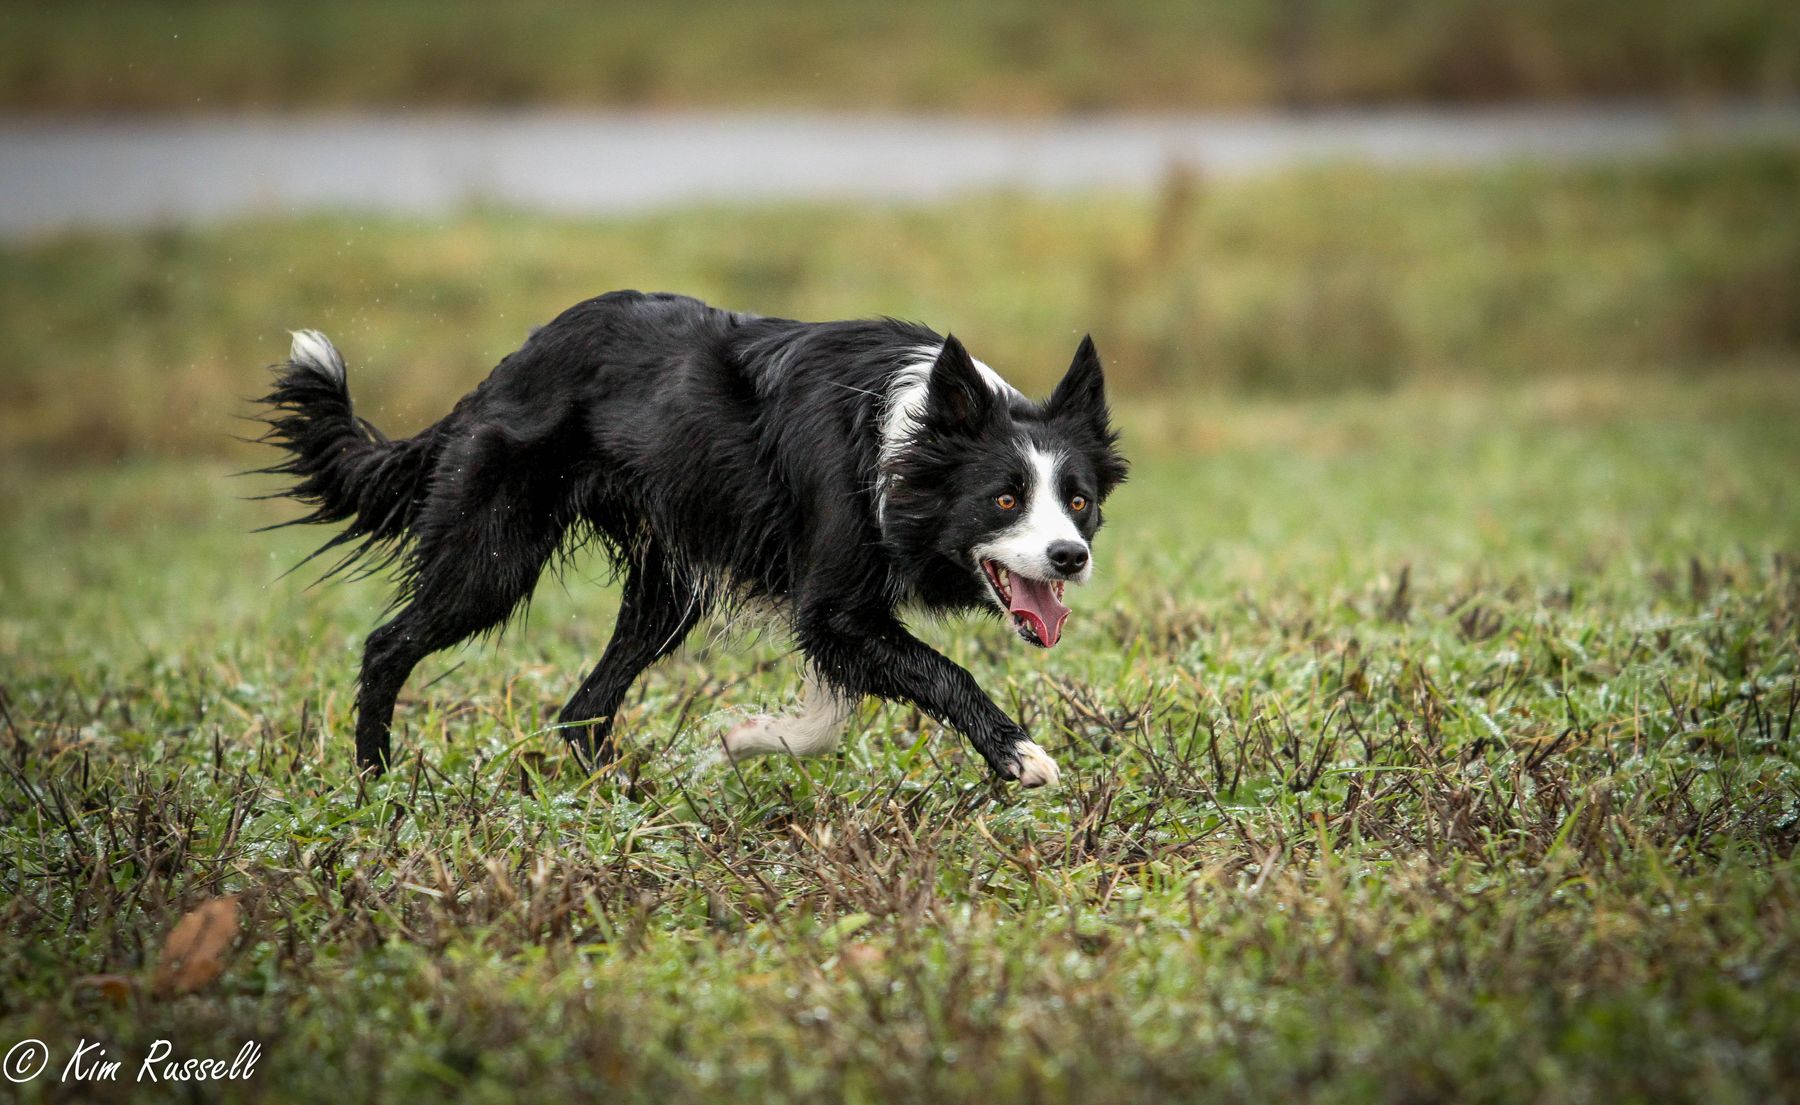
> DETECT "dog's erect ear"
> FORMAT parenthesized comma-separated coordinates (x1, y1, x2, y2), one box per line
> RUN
(1047, 334, 1109, 425)
(1050, 335, 1128, 493)
(925, 335, 999, 431)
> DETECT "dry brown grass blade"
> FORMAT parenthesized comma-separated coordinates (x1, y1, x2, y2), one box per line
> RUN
(152, 894, 241, 998)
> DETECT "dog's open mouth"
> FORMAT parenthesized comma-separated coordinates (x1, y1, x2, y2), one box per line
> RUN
(982, 560, 1070, 648)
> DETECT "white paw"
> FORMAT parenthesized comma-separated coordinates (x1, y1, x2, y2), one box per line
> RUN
(721, 705, 848, 761)
(1011, 741, 1060, 788)
(722, 715, 782, 761)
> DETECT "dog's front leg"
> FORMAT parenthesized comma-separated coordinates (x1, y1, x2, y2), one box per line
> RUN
(796, 610, 1058, 787)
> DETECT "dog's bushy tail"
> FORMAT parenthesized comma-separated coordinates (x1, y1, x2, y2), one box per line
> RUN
(254, 330, 443, 581)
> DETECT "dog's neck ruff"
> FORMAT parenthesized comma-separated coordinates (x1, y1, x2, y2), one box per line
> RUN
(875, 344, 1022, 527)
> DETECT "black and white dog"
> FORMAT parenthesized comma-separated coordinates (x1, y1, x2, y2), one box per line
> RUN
(258, 292, 1126, 786)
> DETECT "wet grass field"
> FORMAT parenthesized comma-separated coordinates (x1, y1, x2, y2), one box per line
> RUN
(2, 154, 1799, 1101)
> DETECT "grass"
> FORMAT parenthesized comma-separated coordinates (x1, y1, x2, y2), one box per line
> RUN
(2, 0, 1797, 114)
(2, 149, 1799, 459)
(2, 363, 1799, 1101)
(3, 153, 1800, 1099)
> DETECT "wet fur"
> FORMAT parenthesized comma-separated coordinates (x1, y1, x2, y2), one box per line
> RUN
(255, 291, 1125, 782)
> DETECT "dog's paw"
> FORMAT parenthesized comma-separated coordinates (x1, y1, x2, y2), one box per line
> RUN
(720, 709, 846, 761)
(721, 715, 781, 762)
(1008, 741, 1060, 788)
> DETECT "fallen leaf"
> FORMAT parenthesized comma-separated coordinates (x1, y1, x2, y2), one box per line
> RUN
(153, 895, 240, 998)
(75, 974, 136, 1007)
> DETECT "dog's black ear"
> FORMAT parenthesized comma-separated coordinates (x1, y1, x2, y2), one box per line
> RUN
(925, 335, 999, 431)
(1050, 335, 1128, 493)
(1047, 334, 1109, 425)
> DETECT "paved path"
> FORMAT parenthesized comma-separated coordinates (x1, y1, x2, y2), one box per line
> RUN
(3, 103, 1797, 237)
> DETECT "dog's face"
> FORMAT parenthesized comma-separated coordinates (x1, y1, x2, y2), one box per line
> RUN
(887, 336, 1128, 647)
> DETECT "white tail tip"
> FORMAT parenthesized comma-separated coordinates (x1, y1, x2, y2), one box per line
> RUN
(288, 329, 346, 382)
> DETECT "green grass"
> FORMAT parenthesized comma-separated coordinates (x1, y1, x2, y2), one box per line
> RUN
(3, 149, 1799, 459)
(2, 0, 1797, 113)
(3, 154, 1800, 1099)
(2, 365, 1798, 1102)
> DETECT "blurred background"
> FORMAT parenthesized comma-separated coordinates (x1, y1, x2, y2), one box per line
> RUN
(0, 0, 1797, 460)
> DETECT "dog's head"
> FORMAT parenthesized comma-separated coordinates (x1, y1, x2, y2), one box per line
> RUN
(885, 335, 1128, 647)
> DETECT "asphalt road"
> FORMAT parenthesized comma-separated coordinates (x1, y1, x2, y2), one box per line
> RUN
(2, 102, 1797, 237)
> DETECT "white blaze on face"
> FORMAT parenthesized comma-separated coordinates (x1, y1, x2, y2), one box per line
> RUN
(975, 445, 1091, 585)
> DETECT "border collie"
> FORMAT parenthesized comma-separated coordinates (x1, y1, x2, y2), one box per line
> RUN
(257, 292, 1127, 786)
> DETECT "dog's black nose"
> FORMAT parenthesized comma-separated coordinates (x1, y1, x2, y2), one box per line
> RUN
(1047, 541, 1089, 576)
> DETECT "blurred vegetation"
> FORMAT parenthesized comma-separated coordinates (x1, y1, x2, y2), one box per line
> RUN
(1, 149, 1797, 459)
(1, 0, 1798, 113)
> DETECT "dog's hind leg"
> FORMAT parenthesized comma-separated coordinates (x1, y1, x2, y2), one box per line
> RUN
(353, 452, 570, 773)
(720, 667, 858, 762)
(556, 544, 706, 768)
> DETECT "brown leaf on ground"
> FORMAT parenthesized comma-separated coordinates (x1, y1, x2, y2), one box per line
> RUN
(75, 974, 136, 1007)
(152, 895, 240, 998)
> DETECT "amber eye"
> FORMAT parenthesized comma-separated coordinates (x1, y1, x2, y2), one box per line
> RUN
(996, 493, 1018, 510)
(1070, 495, 1088, 512)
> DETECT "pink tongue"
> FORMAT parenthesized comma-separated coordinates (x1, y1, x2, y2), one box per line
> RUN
(1009, 576, 1070, 647)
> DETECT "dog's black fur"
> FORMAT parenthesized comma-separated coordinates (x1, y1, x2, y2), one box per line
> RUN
(257, 291, 1125, 783)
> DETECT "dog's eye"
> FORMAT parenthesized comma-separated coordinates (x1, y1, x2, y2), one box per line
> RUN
(1069, 495, 1088, 512)
(996, 494, 1017, 510)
